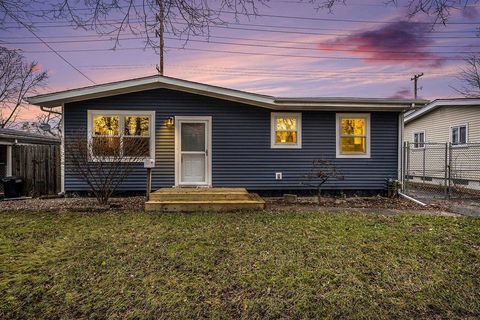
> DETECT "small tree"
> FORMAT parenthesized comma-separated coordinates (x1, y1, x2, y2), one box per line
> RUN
(66, 130, 150, 205)
(303, 158, 344, 202)
(0, 46, 48, 128)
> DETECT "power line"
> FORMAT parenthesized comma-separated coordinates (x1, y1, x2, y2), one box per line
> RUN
(217, 10, 480, 25)
(2, 32, 480, 49)
(4, 20, 479, 39)
(19, 45, 468, 61)
(77, 63, 458, 77)
(4, 11, 96, 84)
(2, 18, 479, 35)
(3, 36, 479, 55)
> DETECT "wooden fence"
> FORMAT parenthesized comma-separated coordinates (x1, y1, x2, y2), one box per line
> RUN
(12, 144, 61, 196)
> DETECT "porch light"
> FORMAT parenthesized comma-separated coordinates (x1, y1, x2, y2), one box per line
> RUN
(165, 117, 174, 128)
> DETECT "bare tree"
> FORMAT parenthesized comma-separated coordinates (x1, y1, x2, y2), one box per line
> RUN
(1, 0, 270, 51)
(454, 55, 480, 98)
(303, 158, 344, 202)
(2, 0, 476, 52)
(305, 0, 479, 26)
(66, 130, 150, 205)
(0, 46, 48, 128)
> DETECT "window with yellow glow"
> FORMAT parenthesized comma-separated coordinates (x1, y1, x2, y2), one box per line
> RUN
(336, 114, 370, 158)
(89, 111, 154, 159)
(271, 113, 302, 148)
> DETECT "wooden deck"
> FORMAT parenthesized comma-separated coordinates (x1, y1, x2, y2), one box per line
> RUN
(145, 188, 265, 212)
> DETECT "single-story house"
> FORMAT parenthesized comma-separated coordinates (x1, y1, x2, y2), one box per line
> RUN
(404, 98, 480, 190)
(0, 128, 61, 196)
(27, 75, 427, 196)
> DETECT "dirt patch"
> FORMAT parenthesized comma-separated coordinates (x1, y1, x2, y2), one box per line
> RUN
(265, 196, 458, 216)
(0, 196, 146, 212)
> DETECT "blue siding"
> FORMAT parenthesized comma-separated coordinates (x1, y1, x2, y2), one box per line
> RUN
(64, 88, 399, 192)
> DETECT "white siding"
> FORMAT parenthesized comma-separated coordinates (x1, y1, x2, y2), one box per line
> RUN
(405, 105, 480, 144)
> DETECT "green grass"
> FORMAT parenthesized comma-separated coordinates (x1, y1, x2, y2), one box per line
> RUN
(0, 210, 479, 319)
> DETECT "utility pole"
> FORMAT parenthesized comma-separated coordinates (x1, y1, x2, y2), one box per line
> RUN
(410, 73, 424, 99)
(156, 0, 165, 75)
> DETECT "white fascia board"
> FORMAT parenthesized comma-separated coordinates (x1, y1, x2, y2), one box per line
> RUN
(405, 98, 480, 124)
(27, 76, 276, 109)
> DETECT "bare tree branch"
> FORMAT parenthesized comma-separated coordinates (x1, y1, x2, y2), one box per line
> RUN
(0, 46, 48, 128)
(302, 0, 479, 26)
(453, 55, 480, 98)
(1, 0, 477, 52)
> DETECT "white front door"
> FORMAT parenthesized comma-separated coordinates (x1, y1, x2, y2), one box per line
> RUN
(175, 116, 212, 186)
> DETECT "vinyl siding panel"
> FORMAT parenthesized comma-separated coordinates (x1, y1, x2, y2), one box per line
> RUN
(405, 105, 480, 144)
(64, 88, 399, 192)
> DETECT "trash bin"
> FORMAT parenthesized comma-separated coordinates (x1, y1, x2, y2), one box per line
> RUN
(1, 176, 24, 198)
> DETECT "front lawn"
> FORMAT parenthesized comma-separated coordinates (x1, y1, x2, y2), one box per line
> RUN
(1, 211, 479, 319)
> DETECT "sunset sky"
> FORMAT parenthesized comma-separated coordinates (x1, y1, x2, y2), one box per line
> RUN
(1, 0, 479, 122)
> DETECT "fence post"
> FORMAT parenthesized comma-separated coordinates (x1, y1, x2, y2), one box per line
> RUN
(402, 141, 407, 192)
(444, 142, 448, 199)
(405, 142, 410, 194)
(422, 146, 426, 182)
(448, 142, 452, 199)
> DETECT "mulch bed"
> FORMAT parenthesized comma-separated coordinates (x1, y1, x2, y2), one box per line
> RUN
(0, 196, 146, 212)
(0, 194, 456, 215)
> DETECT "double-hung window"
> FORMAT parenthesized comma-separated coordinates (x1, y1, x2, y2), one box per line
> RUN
(451, 124, 467, 146)
(336, 113, 371, 158)
(413, 131, 425, 149)
(271, 112, 302, 148)
(88, 110, 155, 160)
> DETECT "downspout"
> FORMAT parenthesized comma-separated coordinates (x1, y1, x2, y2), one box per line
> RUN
(398, 192, 427, 206)
(60, 103, 65, 194)
(397, 110, 404, 182)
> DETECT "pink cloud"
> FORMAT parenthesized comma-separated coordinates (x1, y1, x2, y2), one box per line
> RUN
(389, 88, 412, 99)
(318, 21, 445, 68)
(32, 63, 42, 72)
(462, 6, 479, 20)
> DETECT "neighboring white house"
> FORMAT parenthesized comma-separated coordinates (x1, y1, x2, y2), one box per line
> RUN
(404, 98, 480, 190)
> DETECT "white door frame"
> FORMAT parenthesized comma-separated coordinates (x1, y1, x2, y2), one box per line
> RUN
(174, 116, 212, 187)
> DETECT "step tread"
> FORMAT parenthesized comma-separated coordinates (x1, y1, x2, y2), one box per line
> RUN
(153, 188, 247, 193)
(146, 199, 265, 204)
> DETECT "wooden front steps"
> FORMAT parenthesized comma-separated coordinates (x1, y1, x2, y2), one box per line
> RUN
(145, 188, 266, 212)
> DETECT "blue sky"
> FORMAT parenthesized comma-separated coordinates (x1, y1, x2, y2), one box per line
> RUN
(1, 0, 479, 121)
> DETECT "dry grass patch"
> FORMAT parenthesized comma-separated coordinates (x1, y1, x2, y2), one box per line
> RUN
(1, 210, 479, 319)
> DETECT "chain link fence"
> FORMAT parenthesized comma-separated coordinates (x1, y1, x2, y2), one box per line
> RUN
(403, 142, 480, 202)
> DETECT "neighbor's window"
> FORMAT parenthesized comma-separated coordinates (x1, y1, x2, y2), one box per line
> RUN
(451, 124, 467, 146)
(336, 113, 370, 158)
(271, 112, 302, 148)
(89, 111, 155, 160)
(413, 131, 425, 149)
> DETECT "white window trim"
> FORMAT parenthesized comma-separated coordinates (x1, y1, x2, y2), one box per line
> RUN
(450, 123, 468, 148)
(270, 112, 302, 149)
(336, 113, 371, 159)
(412, 130, 426, 150)
(87, 110, 156, 162)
